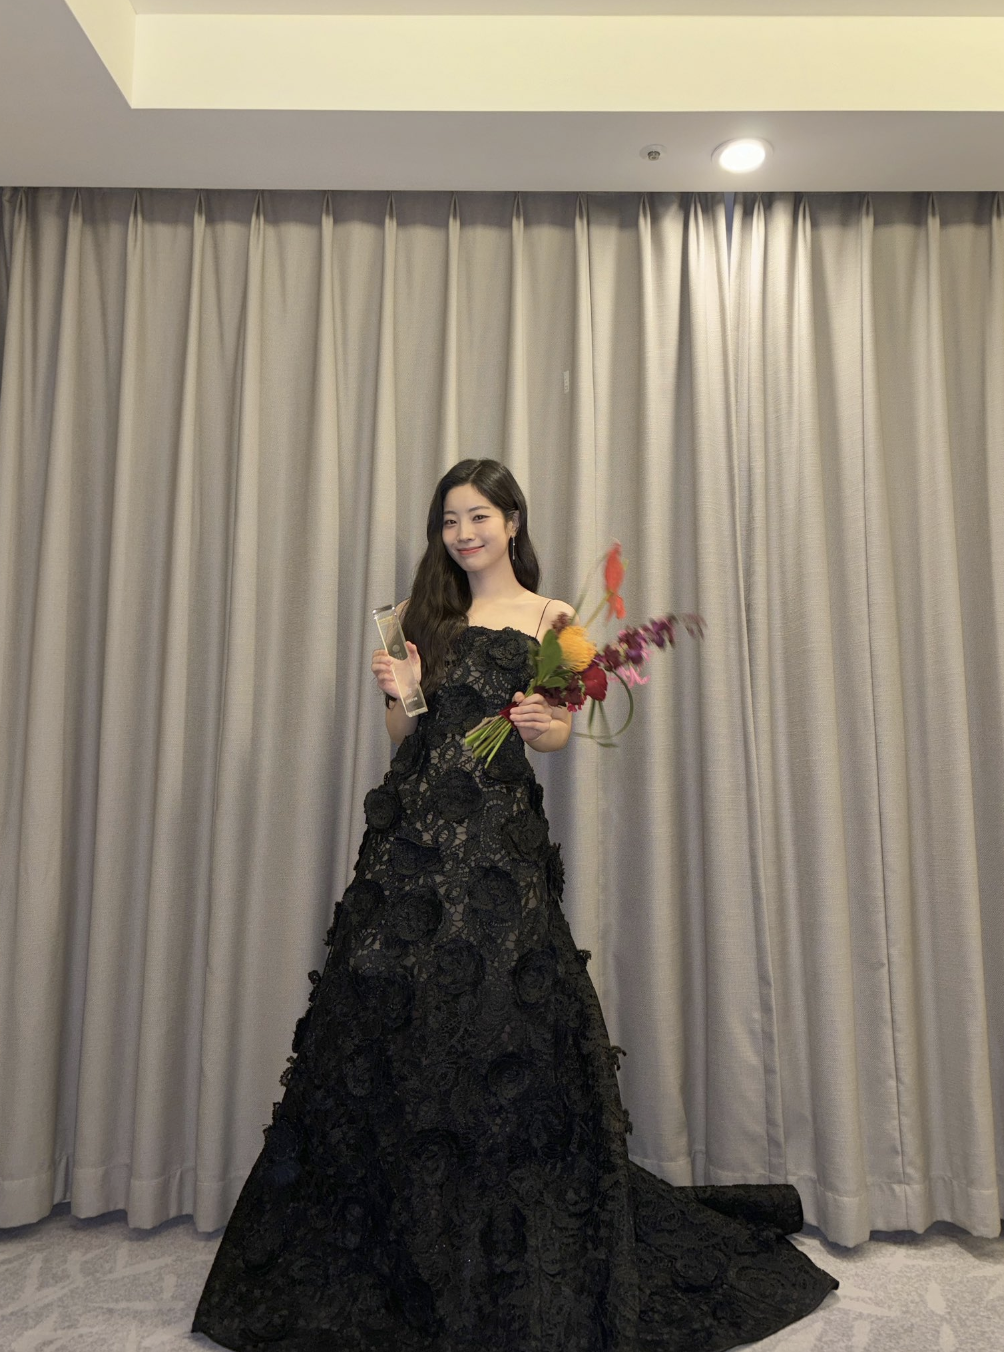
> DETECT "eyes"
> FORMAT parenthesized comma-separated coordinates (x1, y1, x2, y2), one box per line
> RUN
(443, 514, 488, 526)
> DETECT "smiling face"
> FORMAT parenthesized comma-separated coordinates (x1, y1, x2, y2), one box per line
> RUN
(441, 482, 516, 572)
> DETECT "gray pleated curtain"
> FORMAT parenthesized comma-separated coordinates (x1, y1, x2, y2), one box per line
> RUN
(0, 187, 1001, 1248)
(730, 192, 1004, 1245)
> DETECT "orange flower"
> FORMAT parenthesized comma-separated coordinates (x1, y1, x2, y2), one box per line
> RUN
(556, 625, 598, 672)
(604, 542, 626, 620)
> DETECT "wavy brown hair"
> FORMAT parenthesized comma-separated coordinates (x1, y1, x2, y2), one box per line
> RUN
(385, 459, 542, 706)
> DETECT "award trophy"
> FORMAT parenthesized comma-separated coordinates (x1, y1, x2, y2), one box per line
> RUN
(373, 605, 428, 717)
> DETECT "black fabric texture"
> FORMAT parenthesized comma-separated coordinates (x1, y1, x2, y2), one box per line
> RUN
(192, 625, 837, 1351)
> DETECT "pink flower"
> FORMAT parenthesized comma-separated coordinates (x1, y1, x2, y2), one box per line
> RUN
(619, 666, 650, 689)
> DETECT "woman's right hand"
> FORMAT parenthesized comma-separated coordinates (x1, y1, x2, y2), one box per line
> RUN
(372, 641, 422, 699)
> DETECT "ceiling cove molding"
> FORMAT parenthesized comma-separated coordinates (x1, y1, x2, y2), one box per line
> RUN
(127, 3, 1004, 15)
(64, 0, 136, 100)
(62, 7, 1004, 112)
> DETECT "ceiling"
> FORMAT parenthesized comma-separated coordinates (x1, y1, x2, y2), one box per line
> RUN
(127, 3, 1004, 13)
(3, 1, 1004, 190)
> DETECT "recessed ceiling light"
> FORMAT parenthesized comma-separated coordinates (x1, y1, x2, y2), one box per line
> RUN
(712, 138, 771, 173)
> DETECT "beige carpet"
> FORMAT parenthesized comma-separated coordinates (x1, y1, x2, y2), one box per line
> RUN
(0, 1203, 1001, 1350)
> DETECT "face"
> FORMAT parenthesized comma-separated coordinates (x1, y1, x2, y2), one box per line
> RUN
(441, 482, 516, 571)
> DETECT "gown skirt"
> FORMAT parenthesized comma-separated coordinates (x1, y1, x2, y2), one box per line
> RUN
(192, 625, 837, 1351)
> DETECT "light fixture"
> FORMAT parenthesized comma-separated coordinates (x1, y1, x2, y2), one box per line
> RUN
(712, 138, 771, 173)
(640, 143, 666, 162)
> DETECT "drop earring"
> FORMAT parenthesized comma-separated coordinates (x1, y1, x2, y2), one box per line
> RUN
(510, 534, 516, 562)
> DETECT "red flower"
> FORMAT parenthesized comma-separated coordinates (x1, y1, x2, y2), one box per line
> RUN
(604, 543, 626, 621)
(581, 664, 608, 701)
(563, 674, 586, 713)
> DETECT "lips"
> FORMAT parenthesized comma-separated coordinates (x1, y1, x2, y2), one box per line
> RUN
(457, 546, 482, 556)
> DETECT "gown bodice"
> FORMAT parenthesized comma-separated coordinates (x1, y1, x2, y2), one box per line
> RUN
(389, 624, 542, 783)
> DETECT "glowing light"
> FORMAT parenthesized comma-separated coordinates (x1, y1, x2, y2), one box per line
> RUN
(713, 138, 770, 173)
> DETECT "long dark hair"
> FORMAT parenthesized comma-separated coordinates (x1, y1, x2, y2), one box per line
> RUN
(387, 459, 542, 705)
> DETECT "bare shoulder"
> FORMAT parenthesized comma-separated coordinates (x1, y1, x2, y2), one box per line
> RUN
(540, 598, 577, 629)
(532, 597, 576, 642)
(395, 599, 410, 618)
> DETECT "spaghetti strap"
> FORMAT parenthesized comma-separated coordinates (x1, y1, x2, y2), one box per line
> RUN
(533, 599, 552, 640)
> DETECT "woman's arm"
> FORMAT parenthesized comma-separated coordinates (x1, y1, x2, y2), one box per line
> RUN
(525, 709, 572, 754)
(386, 698, 420, 744)
(379, 599, 423, 744)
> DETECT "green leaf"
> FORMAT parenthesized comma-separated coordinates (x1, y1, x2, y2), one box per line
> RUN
(532, 629, 566, 683)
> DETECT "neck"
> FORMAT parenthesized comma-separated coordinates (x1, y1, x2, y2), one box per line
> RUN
(466, 558, 524, 604)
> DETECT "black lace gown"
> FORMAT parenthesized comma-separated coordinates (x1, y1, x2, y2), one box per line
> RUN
(192, 625, 837, 1351)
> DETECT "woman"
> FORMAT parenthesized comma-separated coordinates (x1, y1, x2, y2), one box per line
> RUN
(193, 459, 836, 1351)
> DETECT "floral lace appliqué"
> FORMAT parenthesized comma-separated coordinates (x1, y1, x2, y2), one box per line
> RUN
(193, 625, 837, 1351)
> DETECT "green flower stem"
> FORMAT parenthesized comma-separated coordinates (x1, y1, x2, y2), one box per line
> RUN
(582, 588, 619, 631)
(484, 726, 509, 766)
(571, 546, 613, 620)
(465, 713, 514, 762)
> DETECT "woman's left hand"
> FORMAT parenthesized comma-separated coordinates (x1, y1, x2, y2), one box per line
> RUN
(509, 691, 552, 743)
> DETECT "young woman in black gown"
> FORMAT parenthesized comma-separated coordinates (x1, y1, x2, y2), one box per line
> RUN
(192, 459, 837, 1351)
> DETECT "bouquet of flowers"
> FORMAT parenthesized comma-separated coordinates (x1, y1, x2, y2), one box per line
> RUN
(465, 542, 705, 765)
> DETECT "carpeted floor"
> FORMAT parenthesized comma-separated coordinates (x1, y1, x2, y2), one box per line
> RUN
(0, 1203, 1001, 1351)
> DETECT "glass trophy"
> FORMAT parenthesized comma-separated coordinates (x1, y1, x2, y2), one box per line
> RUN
(373, 605, 428, 717)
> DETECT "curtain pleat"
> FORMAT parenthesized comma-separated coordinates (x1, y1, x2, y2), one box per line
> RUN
(6, 186, 1000, 1248)
(0, 189, 725, 1233)
(578, 193, 772, 1191)
(732, 192, 1003, 1244)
